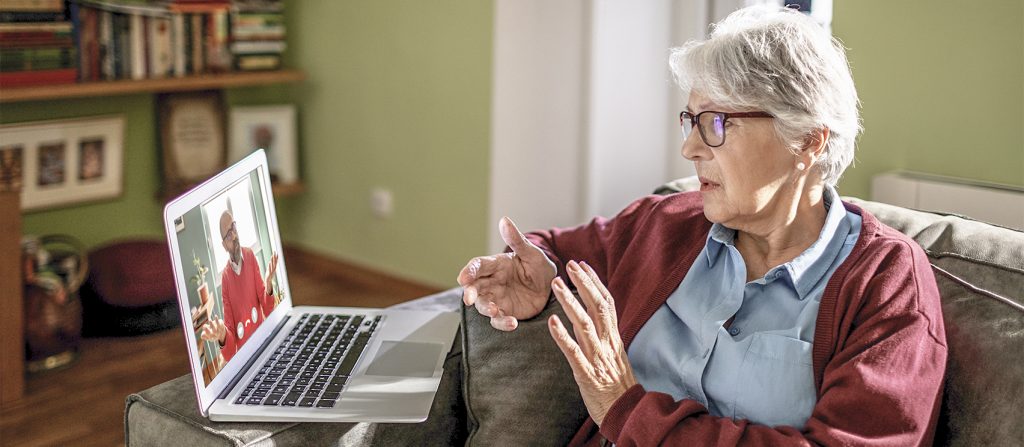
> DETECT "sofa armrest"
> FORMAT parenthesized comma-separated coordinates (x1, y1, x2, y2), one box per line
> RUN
(461, 292, 588, 445)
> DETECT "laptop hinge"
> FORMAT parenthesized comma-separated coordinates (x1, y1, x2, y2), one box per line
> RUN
(217, 314, 292, 401)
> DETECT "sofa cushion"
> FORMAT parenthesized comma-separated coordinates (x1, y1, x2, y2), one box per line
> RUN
(462, 294, 588, 445)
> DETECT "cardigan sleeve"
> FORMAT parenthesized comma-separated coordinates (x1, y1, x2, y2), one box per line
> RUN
(594, 236, 947, 446)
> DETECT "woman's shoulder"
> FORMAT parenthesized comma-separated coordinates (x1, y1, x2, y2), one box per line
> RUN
(636, 190, 707, 219)
(834, 201, 944, 338)
(842, 201, 928, 260)
(613, 191, 710, 234)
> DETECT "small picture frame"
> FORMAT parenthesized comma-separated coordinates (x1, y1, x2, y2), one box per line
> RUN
(228, 104, 298, 184)
(0, 116, 124, 211)
(158, 90, 228, 197)
(0, 144, 25, 192)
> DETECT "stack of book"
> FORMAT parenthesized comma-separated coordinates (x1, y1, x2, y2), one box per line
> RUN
(229, 0, 284, 71)
(0, 0, 78, 87)
(71, 0, 235, 81)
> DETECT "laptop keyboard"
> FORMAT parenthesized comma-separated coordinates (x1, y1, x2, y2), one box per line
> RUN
(234, 313, 382, 409)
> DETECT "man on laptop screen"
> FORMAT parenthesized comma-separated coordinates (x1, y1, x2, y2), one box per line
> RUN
(199, 209, 280, 363)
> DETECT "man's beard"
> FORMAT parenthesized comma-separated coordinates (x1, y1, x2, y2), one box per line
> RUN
(231, 244, 242, 263)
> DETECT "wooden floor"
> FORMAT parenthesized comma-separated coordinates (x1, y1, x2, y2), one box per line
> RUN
(0, 248, 442, 447)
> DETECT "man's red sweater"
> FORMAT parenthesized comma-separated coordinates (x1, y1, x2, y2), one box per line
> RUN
(525, 191, 947, 446)
(219, 246, 275, 362)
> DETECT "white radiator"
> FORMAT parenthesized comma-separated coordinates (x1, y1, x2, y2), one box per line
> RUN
(871, 171, 1024, 231)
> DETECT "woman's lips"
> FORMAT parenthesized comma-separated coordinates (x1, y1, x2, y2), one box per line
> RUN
(698, 176, 720, 192)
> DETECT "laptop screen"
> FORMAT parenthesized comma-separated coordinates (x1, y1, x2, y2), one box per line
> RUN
(170, 165, 285, 387)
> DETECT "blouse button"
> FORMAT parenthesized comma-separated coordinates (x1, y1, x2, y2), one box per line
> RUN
(728, 326, 741, 336)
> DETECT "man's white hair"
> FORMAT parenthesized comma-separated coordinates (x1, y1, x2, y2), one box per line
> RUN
(670, 5, 861, 186)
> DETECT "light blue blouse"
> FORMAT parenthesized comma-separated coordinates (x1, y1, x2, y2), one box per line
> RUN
(627, 186, 862, 429)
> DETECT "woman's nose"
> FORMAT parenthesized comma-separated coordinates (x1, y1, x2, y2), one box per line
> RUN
(681, 131, 712, 161)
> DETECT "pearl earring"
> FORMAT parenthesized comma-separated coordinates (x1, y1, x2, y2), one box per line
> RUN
(796, 162, 806, 171)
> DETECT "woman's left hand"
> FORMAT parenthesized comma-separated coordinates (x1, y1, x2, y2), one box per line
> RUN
(548, 260, 638, 426)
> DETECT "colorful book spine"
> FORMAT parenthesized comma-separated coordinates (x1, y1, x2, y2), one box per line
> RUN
(128, 13, 144, 79)
(171, 12, 185, 77)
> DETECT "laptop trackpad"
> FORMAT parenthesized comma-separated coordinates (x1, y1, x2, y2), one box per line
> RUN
(365, 341, 443, 378)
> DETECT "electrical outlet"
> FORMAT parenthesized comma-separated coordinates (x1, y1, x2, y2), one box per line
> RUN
(370, 188, 393, 218)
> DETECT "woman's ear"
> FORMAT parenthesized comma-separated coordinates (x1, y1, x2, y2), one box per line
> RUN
(801, 127, 830, 161)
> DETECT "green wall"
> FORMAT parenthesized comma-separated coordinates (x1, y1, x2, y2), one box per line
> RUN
(2, 1, 492, 289)
(277, 1, 492, 287)
(833, 1, 1024, 198)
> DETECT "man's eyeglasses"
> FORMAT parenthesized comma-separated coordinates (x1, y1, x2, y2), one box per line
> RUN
(222, 222, 237, 241)
(680, 110, 774, 148)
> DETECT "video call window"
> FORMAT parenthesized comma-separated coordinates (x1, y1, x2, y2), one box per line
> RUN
(175, 169, 280, 386)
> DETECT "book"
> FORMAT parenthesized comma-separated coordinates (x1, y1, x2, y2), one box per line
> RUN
(128, 12, 144, 79)
(229, 40, 284, 54)
(171, 11, 184, 77)
(0, 11, 66, 22)
(71, 0, 168, 17)
(0, 36, 74, 47)
(0, 0, 65, 12)
(189, 12, 203, 73)
(0, 67, 77, 86)
(99, 9, 113, 79)
(1, 47, 76, 71)
(233, 53, 278, 71)
(205, 7, 228, 72)
(79, 6, 100, 81)
(0, 21, 72, 32)
(147, 15, 171, 78)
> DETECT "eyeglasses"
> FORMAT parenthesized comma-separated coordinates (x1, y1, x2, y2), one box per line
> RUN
(680, 110, 774, 147)
(222, 222, 237, 241)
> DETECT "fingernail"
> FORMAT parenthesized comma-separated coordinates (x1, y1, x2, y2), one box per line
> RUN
(580, 261, 589, 270)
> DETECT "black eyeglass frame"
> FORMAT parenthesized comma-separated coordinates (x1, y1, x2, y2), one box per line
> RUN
(679, 110, 775, 148)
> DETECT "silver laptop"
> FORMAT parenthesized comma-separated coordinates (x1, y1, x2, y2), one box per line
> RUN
(163, 149, 459, 423)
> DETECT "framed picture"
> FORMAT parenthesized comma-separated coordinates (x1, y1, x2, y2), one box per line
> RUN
(0, 144, 24, 192)
(228, 105, 298, 184)
(0, 116, 124, 211)
(158, 90, 227, 197)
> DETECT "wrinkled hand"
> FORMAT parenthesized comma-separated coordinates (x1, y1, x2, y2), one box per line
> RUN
(457, 216, 557, 331)
(265, 252, 278, 289)
(548, 260, 637, 426)
(200, 317, 228, 344)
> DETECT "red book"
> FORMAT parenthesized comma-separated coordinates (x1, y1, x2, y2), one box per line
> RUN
(0, 67, 77, 87)
(0, 37, 73, 48)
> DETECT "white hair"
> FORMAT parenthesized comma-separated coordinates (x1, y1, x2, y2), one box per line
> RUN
(669, 5, 861, 186)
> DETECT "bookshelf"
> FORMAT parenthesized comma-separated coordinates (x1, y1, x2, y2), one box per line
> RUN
(0, 69, 305, 103)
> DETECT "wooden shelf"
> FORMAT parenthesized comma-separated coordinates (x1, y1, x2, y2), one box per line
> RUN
(0, 69, 305, 103)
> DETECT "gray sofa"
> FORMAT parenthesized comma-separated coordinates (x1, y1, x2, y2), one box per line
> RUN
(126, 179, 1024, 446)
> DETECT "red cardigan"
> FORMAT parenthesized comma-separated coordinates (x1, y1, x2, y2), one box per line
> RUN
(525, 191, 947, 446)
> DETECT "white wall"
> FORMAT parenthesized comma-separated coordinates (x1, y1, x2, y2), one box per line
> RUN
(488, 0, 712, 253)
(584, 0, 675, 219)
(488, 0, 589, 253)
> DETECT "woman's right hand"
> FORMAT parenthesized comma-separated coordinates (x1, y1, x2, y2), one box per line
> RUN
(457, 217, 557, 331)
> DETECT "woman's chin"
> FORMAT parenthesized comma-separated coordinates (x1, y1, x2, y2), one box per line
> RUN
(701, 204, 726, 224)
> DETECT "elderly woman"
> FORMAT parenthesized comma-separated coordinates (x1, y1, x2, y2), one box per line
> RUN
(458, 5, 946, 446)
